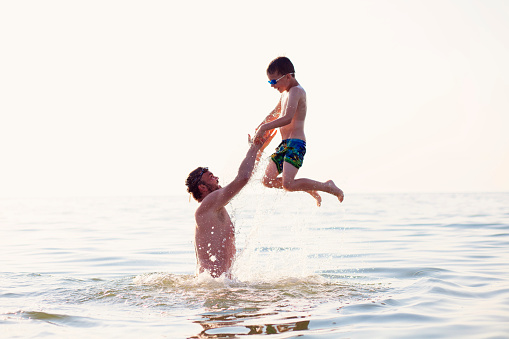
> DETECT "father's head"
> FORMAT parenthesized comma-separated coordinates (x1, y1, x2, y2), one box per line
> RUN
(185, 167, 220, 202)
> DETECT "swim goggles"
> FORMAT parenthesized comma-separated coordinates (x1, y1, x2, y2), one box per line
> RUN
(268, 73, 294, 85)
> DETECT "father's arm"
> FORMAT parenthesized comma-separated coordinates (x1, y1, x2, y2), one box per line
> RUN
(200, 142, 262, 211)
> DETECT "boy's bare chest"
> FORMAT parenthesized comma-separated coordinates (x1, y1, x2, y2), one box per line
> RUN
(280, 91, 306, 117)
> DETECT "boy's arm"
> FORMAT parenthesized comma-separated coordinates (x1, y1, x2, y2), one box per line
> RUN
(255, 100, 282, 130)
(256, 87, 303, 134)
(200, 142, 262, 211)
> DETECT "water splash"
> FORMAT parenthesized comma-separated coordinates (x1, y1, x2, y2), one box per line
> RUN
(230, 176, 348, 283)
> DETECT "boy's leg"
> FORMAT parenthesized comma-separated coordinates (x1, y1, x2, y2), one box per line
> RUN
(262, 160, 283, 189)
(263, 161, 322, 205)
(282, 162, 344, 203)
(281, 162, 323, 206)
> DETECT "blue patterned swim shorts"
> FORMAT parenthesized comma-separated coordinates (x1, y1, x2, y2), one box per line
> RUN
(270, 139, 306, 174)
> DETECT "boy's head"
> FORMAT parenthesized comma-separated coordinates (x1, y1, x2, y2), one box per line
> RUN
(267, 56, 295, 77)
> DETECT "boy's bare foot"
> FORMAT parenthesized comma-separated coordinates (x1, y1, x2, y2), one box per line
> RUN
(307, 190, 322, 207)
(325, 180, 344, 203)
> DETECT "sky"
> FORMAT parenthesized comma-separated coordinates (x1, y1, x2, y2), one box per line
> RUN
(1, 0, 508, 198)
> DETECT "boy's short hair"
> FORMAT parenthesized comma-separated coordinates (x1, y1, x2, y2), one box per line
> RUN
(186, 167, 208, 201)
(267, 56, 295, 76)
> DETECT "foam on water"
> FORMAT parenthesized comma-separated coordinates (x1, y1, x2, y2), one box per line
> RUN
(131, 272, 384, 315)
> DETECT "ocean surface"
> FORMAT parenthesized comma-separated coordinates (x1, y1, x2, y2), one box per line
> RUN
(1, 191, 508, 338)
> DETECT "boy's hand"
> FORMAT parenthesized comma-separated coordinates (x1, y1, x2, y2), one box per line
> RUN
(248, 133, 264, 146)
(253, 127, 266, 143)
(249, 126, 274, 145)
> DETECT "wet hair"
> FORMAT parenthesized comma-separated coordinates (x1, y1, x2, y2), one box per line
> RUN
(267, 56, 295, 77)
(185, 167, 208, 201)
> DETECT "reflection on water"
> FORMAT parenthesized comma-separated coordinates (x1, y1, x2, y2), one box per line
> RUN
(192, 310, 309, 338)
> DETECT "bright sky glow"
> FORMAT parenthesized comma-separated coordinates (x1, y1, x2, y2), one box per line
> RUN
(1, 0, 508, 197)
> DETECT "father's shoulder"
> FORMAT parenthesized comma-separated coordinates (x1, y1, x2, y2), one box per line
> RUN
(195, 188, 223, 214)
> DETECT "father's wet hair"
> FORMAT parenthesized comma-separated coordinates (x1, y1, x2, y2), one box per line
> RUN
(186, 167, 208, 201)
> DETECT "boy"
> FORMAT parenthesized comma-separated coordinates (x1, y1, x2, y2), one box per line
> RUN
(254, 56, 344, 206)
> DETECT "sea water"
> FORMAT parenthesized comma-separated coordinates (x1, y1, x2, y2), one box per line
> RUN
(1, 191, 508, 338)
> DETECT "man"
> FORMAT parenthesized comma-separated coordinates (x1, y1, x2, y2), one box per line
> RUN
(185, 139, 265, 278)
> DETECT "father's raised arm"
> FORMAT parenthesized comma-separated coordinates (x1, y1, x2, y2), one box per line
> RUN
(200, 142, 262, 211)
